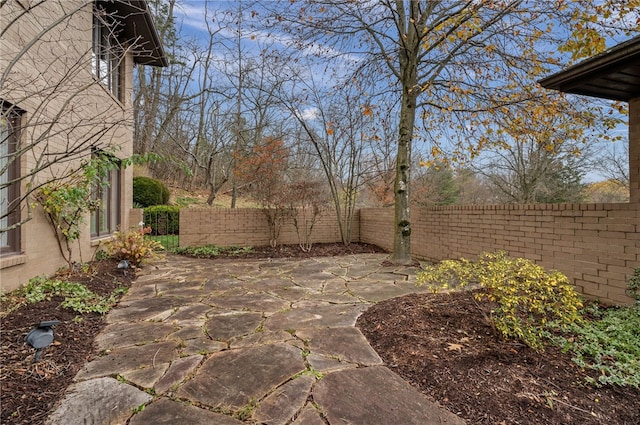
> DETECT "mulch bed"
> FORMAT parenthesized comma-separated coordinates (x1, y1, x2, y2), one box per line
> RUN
(357, 290, 640, 425)
(182, 242, 387, 259)
(0, 259, 135, 425)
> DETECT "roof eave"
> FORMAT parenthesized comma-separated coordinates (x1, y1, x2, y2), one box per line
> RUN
(539, 36, 640, 102)
(100, 0, 168, 67)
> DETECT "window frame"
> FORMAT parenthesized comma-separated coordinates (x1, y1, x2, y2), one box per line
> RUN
(90, 152, 121, 239)
(92, 4, 124, 101)
(1, 104, 22, 256)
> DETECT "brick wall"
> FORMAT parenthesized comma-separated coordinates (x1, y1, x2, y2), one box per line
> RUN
(1, 1, 136, 293)
(180, 208, 360, 248)
(630, 98, 639, 204)
(361, 204, 639, 305)
(180, 204, 638, 304)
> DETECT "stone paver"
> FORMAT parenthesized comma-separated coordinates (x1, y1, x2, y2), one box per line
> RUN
(154, 354, 202, 395)
(292, 405, 327, 425)
(314, 366, 465, 425)
(121, 363, 169, 388)
(46, 377, 152, 425)
(206, 292, 290, 313)
(96, 321, 175, 350)
(253, 375, 315, 425)
(128, 398, 244, 425)
(47, 253, 464, 425)
(205, 311, 264, 341)
(176, 343, 305, 409)
(264, 303, 366, 330)
(75, 341, 177, 381)
(295, 327, 383, 365)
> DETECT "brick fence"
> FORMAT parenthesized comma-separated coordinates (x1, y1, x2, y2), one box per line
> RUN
(179, 208, 360, 248)
(361, 204, 639, 305)
(179, 203, 639, 305)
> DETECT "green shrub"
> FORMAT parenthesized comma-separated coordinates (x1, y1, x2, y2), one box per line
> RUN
(144, 205, 180, 235)
(417, 251, 583, 351)
(133, 176, 169, 207)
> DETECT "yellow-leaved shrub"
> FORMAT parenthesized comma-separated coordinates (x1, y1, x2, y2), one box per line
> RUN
(417, 251, 583, 351)
(104, 229, 163, 266)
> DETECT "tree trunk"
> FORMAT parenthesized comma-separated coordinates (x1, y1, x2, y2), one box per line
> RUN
(392, 88, 417, 264)
(392, 1, 419, 264)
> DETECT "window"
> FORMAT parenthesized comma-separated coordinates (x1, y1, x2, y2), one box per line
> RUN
(1, 104, 22, 256)
(92, 4, 124, 100)
(90, 153, 121, 238)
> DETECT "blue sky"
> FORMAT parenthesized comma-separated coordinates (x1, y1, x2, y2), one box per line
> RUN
(167, 0, 633, 183)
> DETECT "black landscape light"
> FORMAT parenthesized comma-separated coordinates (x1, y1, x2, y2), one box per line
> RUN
(117, 259, 130, 275)
(25, 320, 61, 362)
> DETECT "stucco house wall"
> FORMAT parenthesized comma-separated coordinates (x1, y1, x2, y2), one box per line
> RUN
(0, 0, 164, 292)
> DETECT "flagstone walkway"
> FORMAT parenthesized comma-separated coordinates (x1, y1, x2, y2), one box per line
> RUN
(46, 254, 465, 425)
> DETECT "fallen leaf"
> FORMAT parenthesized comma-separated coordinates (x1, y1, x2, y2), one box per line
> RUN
(447, 343, 463, 351)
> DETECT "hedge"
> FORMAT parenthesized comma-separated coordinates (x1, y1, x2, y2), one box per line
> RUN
(133, 177, 170, 207)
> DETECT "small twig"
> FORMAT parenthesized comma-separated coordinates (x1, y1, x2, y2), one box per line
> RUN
(466, 289, 492, 326)
(152, 348, 160, 368)
(538, 376, 562, 391)
(549, 396, 599, 417)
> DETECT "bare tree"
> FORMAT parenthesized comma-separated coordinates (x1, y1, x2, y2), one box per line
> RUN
(133, 0, 238, 204)
(288, 180, 329, 252)
(133, 0, 178, 156)
(598, 142, 630, 189)
(361, 109, 399, 208)
(264, 0, 634, 263)
(472, 104, 599, 204)
(282, 67, 375, 245)
(235, 137, 291, 246)
(454, 168, 496, 205)
(479, 142, 592, 204)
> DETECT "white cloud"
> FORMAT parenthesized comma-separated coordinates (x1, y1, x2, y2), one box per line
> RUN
(299, 107, 320, 121)
(174, 1, 361, 66)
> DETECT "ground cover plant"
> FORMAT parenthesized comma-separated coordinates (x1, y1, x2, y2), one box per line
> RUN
(550, 302, 640, 388)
